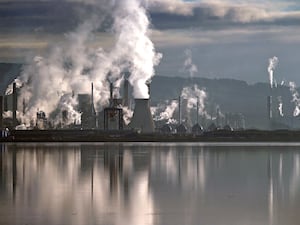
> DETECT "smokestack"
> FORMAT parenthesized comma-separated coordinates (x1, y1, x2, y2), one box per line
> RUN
(13, 82, 17, 128)
(91, 82, 94, 105)
(178, 96, 181, 124)
(110, 82, 113, 107)
(0, 96, 3, 129)
(123, 78, 129, 107)
(91, 82, 95, 114)
(267, 96, 272, 120)
(146, 80, 151, 98)
(196, 99, 199, 124)
(129, 99, 155, 133)
(23, 98, 26, 115)
(216, 107, 220, 127)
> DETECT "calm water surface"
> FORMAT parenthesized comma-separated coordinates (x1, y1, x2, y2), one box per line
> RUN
(1, 142, 300, 225)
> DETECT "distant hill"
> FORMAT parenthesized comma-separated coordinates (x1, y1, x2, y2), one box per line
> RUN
(0, 63, 298, 129)
(151, 76, 297, 129)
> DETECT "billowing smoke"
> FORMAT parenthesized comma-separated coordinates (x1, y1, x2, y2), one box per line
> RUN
(181, 85, 207, 117)
(7, 0, 161, 127)
(113, 0, 162, 98)
(268, 56, 279, 89)
(277, 96, 284, 117)
(289, 82, 300, 117)
(122, 106, 133, 125)
(154, 100, 178, 124)
(183, 49, 198, 78)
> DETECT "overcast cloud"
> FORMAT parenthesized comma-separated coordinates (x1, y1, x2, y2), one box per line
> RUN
(1, 0, 300, 84)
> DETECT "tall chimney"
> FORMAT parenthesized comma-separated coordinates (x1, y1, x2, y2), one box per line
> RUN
(267, 96, 272, 121)
(123, 78, 129, 107)
(91, 82, 95, 114)
(178, 96, 181, 124)
(13, 82, 17, 128)
(129, 99, 155, 133)
(196, 99, 199, 124)
(146, 80, 151, 97)
(110, 82, 113, 107)
(0, 96, 3, 129)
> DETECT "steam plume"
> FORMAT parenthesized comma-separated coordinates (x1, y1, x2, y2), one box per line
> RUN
(289, 82, 300, 117)
(268, 56, 279, 89)
(183, 49, 198, 78)
(113, 0, 162, 98)
(277, 96, 284, 117)
(181, 85, 207, 117)
(6, 0, 161, 127)
(154, 100, 178, 124)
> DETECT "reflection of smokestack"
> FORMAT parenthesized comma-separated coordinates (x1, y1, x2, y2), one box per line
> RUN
(13, 82, 17, 128)
(129, 99, 155, 133)
(123, 79, 129, 107)
(0, 96, 3, 129)
(267, 96, 272, 120)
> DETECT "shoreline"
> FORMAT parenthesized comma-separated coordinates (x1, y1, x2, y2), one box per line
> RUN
(1, 129, 300, 142)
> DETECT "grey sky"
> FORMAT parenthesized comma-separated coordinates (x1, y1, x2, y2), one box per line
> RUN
(1, 0, 300, 84)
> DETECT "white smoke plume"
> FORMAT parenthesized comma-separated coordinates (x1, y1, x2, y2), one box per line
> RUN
(268, 56, 279, 89)
(122, 106, 133, 125)
(183, 49, 198, 78)
(289, 81, 300, 117)
(277, 96, 284, 117)
(181, 85, 207, 117)
(154, 100, 178, 124)
(112, 0, 162, 98)
(7, 0, 161, 127)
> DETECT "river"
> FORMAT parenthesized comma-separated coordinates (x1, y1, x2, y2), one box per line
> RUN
(1, 142, 300, 225)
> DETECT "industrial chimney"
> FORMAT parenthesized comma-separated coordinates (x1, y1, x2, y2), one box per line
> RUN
(129, 99, 155, 133)
(123, 78, 129, 107)
(267, 96, 272, 121)
(12, 82, 17, 128)
(0, 96, 3, 130)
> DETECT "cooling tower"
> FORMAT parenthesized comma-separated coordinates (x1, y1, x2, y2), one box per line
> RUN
(129, 99, 155, 133)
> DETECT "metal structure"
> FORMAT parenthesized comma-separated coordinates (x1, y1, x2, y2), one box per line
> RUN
(12, 82, 17, 128)
(104, 107, 123, 130)
(267, 96, 272, 121)
(0, 96, 3, 129)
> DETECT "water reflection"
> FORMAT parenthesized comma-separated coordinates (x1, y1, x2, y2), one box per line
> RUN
(1, 143, 300, 225)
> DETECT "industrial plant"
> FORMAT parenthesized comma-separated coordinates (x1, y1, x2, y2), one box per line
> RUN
(0, 72, 252, 141)
(1, 62, 300, 142)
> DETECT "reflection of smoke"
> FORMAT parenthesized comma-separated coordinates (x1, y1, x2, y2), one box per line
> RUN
(7, 0, 161, 127)
(268, 56, 279, 89)
(183, 49, 198, 78)
(277, 96, 284, 117)
(154, 100, 178, 124)
(289, 82, 300, 117)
